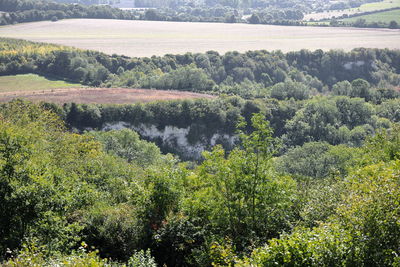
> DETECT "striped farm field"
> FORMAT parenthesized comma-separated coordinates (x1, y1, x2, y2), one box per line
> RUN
(0, 19, 399, 57)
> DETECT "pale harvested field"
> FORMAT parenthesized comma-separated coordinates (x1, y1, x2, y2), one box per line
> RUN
(0, 19, 399, 57)
(0, 88, 215, 104)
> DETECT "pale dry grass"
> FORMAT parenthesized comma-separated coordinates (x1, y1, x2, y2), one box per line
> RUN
(0, 87, 215, 104)
(0, 19, 399, 57)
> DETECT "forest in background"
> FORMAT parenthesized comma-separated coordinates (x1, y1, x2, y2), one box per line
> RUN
(0, 36, 399, 266)
(1, 0, 398, 28)
(1, 38, 399, 97)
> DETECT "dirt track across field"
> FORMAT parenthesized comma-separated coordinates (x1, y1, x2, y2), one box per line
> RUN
(0, 87, 215, 104)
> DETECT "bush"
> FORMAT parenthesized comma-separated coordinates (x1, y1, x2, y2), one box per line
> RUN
(4, 241, 111, 267)
(128, 249, 157, 267)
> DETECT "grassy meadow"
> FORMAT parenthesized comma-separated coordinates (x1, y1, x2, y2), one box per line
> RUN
(349, 0, 400, 12)
(0, 74, 81, 92)
(0, 19, 399, 57)
(341, 9, 400, 24)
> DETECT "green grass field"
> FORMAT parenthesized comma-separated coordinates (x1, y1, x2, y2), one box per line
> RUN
(349, 0, 400, 12)
(304, 0, 400, 21)
(0, 74, 81, 92)
(341, 9, 400, 24)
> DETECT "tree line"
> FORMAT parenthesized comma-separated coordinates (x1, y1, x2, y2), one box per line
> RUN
(0, 0, 137, 25)
(1, 38, 400, 100)
(51, 92, 397, 160)
(2, 0, 393, 29)
(0, 0, 307, 26)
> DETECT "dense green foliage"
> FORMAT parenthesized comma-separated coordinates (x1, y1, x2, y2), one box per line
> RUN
(0, 100, 174, 264)
(54, 93, 393, 160)
(1, 38, 399, 100)
(239, 128, 400, 266)
(86, 129, 165, 167)
(185, 114, 297, 248)
(0, 0, 136, 25)
(2, 98, 400, 266)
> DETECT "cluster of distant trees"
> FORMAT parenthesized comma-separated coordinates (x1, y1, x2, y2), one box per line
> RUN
(328, 0, 375, 10)
(1, 0, 395, 28)
(0, 0, 136, 25)
(135, 0, 373, 12)
(0, 43, 398, 98)
(248, 9, 304, 23)
(139, 7, 306, 24)
(139, 6, 244, 23)
(0, 0, 306, 25)
(331, 18, 399, 29)
(56, 0, 120, 4)
(2, 38, 400, 98)
(54, 0, 319, 10)
(0, 0, 121, 11)
(52, 93, 397, 158)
